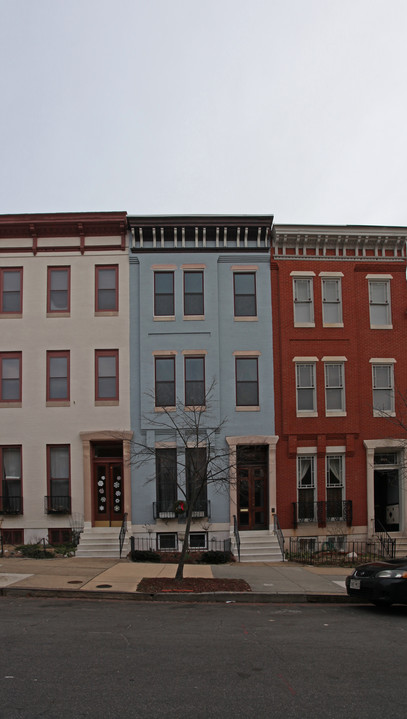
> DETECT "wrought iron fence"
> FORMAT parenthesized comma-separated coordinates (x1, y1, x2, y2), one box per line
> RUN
(119, 513, 128, 558)
(0, 496, 23, 514)
(44, 495, 71, 514)
(288, 536, 391, 565)
(273, 514, 285, 561)
(131, 535, 230, 553)
(153, 499, 211, 519)
(292, 500, 352, 529)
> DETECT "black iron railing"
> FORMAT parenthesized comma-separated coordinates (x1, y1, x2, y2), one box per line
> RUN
(233, 514, 240, 562)
(119, 512, 128, 558)
(288, 536, 391, 565)
(292, 500, 352, 529)
(0, 496, 23, 514)
(44, 496, 71, 514)
(273, 514, 285, 561)
(153, 499, 211, 520)
(375, 518, 396, 559)
(131, 535, 229, 553)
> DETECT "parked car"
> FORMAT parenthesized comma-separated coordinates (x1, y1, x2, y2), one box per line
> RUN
(346, 558, 407, 607)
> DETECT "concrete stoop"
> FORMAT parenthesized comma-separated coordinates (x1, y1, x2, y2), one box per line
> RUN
(391, 535, 407, 559)
(75, 527, 130, 558)
(233, 530, 284, 563)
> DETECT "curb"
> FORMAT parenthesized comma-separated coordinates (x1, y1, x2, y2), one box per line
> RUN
(0, 587, 362, 603)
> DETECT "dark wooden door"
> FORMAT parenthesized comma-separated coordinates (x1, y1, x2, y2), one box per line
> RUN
(93, 460, 124, 527)
(237, 465, 268, 530)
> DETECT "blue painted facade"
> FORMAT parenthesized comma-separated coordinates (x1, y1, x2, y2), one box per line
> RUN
(128, 217, 277, 549)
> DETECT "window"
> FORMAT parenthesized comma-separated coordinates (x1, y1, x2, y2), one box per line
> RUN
(296, 363, 316, 413)
(297, 456, 315, 521)
(184, 271, 204, 316)
(47, 351, 69, 402)
(95, 265, 118, 312)
(185, 356, 205, 406)
(188, 532, 207, 549)
(154, 272, 174, 317)
(0, 446, 22, 514)
(46, 446, 71, 513)
(95, 350, 119, 402)
(156, 448, 177, 517)
(235, 357, 259, 406)
(372, 363, 394, 413)
(322, 278, 342, 325)
(326, 455, 344, 520)
(49, 528, 72, 545)
(186, 447, 207, 516)
(155, 356, 175, 407)
(2, 528, 23, 544)
(47, 267, 70, 313)
(369, 280, 391, 327)
(293, 277, 314, 325)
(234, 273, 257, 317)
(157, 533, 177, 550)
(0, 268, 22, 314)
(325, 363, 345, 413)
(0, 352, 22, 402)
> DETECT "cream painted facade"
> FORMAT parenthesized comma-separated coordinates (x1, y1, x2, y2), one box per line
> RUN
(0, 214, 131, 544)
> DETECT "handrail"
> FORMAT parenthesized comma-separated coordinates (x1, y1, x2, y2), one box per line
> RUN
(375, 518, 396, 559)
(233, 514, 240, 562)
(273, 514, 285, 561)
(119, 512, 128, 559)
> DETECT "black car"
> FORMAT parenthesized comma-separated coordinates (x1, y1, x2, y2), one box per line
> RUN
(346, 558, 407, 607)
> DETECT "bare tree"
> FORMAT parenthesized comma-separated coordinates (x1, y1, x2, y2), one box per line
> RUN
(129, 383, 235, 580)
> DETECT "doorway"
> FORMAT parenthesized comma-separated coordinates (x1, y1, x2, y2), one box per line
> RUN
(92, 443, 124, 527)
(374, 452, 400, 532)
(237, 445, 268, 530)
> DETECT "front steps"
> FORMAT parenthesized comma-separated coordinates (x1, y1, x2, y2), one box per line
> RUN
(233, 530, 284, 563)
(389, 533, 407, 558)
(75, 527, 130, 558)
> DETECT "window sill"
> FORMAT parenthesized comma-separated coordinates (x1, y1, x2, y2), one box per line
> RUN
(296, 411, 318, 417)
(373, 409, 395, 417)
(0, 402, 22, 408)
(95, 400, 119, 406)
(155, 406, 176, 412)
(153, 315, 175, 321)
(370, 325, 393, 330)
(294, 322, 315, 328)
(183, 315, 205, 321)
(234, 316, 258, 322)
(46, 401, 70, 407)
(323, 323, 344, 328)
(326, 410, 347, 417)
(0, 313, 22, 319)
(46, 312, 70, 318)
(184, 405, 206, 412)
(235, 405, 260, 412)
(95, 311, 118, 317)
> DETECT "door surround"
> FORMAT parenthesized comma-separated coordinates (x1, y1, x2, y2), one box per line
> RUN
(364, 438, 406, 537)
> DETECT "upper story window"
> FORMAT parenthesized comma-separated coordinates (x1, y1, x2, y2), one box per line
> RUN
(322, 277, 342, 325)
(368, 279, 392, 328)
(95, 350, 119, 403)
(326, 455, 344, 520)
(185, 356, 205, 406)
(184, 271, 204, 317)
(154, 272, 174, 317)
(47, 445, 71, 513)
(95, 265, 118, 312)
(235, 357, 259, 407)
(293, 276, 314, 326)
(47, 351, 70, 403)
(155, 448, 177, 515)
(0, 352, 22, 404)
(47, 267, 70, 314)
(297, 455, 315, 521)
(324, 362, 345, 414)
(0, 446, 22, 514)
(372, 361, 394, 415)
(234, 273, 257, 317)
(0, 268, 22, 315)
(296, 362, 316, 414)
(155, 356, 176, 407)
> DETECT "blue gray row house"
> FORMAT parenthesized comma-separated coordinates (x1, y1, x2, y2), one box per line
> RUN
(128, 216, 281, 560)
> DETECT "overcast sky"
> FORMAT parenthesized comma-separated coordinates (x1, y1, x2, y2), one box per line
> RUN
(1, 0, 406, 226)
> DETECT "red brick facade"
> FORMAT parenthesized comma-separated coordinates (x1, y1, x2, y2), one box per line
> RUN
(271, 225, 407, 542)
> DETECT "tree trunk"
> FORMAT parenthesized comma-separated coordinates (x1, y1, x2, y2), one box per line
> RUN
(175, 502, 195, 580)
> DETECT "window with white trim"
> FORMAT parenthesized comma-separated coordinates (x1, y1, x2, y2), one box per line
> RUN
(322, 278, 342, 325)
(296, 363, 316, 413)
(372, 363, 394, 413)
(326, 455, 344, 520)
(297, 456, 315, 521)
(325, 363, 345, 413)
(293, 278, 314, 325)
(369, 280, 391, 327)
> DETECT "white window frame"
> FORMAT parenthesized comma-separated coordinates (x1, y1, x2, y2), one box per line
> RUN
(295, 360, 317, 416)
(292, 275, 315, 327)
(326, 454, 345, 520)
(368, 278, 392, 329)
(324, 361, 346, 415)
(371, 360, 395, 416)
(321, 276, 343, 326)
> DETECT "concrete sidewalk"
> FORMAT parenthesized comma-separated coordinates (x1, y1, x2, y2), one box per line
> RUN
(0, 556, 353, 603)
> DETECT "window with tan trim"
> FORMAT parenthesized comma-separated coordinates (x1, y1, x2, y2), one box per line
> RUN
(47, 351, 70, 402)
(95, 265, 118, 312)
(47, 267, 70, 314)
(95, 350, 119, 402)
(0, 352, 22, 403)
(0, 268, 22, 315)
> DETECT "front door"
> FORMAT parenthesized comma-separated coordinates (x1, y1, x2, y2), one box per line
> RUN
(93, 460, 124, 527)
(374, 468, 399, 532)
(237, 465, 268, 530)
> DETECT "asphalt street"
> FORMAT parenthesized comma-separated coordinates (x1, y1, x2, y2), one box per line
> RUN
(1, 598, 406, 719)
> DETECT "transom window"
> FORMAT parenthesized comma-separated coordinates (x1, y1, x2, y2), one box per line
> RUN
(235, 357, 259, 406)
(47, 267, 70, 313)
(369, 280, 391, 327)
(185, 356, 205, 406)
(95, 266, 118, 312)
(325, 363, 345, 412)
(0, 268, 22, 314)
(322, 278, 342, 325)
(154, 272, 174, 317)
(155, 356, 175, 407)
(296, 363, 316, 413)
(184, 271, 204, 316)
(293, 277, 314, 325)
(234, 273, 257, 317)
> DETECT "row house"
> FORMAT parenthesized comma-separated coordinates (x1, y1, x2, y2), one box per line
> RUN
(0, 213, 132, 553)
(271, 224, 407, 552)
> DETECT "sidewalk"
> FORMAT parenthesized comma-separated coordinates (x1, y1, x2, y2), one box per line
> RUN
(0, 556, 354, 603)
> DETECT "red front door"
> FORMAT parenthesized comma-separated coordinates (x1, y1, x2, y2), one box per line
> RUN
(238, 465, 268, 530)
(93, 460, 124, 527)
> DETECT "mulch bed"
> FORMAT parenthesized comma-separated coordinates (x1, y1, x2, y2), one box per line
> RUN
(137, 577, 252, 593)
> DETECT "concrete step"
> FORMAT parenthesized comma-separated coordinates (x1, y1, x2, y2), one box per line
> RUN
(76, 529, 130, 558)
(233, 532, 284, 563)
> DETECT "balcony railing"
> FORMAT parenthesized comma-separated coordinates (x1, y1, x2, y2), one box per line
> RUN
(292, 500, 352, 529)
(153, 499, 211, 520)
(44, 495, 71, 514)
(0, 496, 23, 514)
